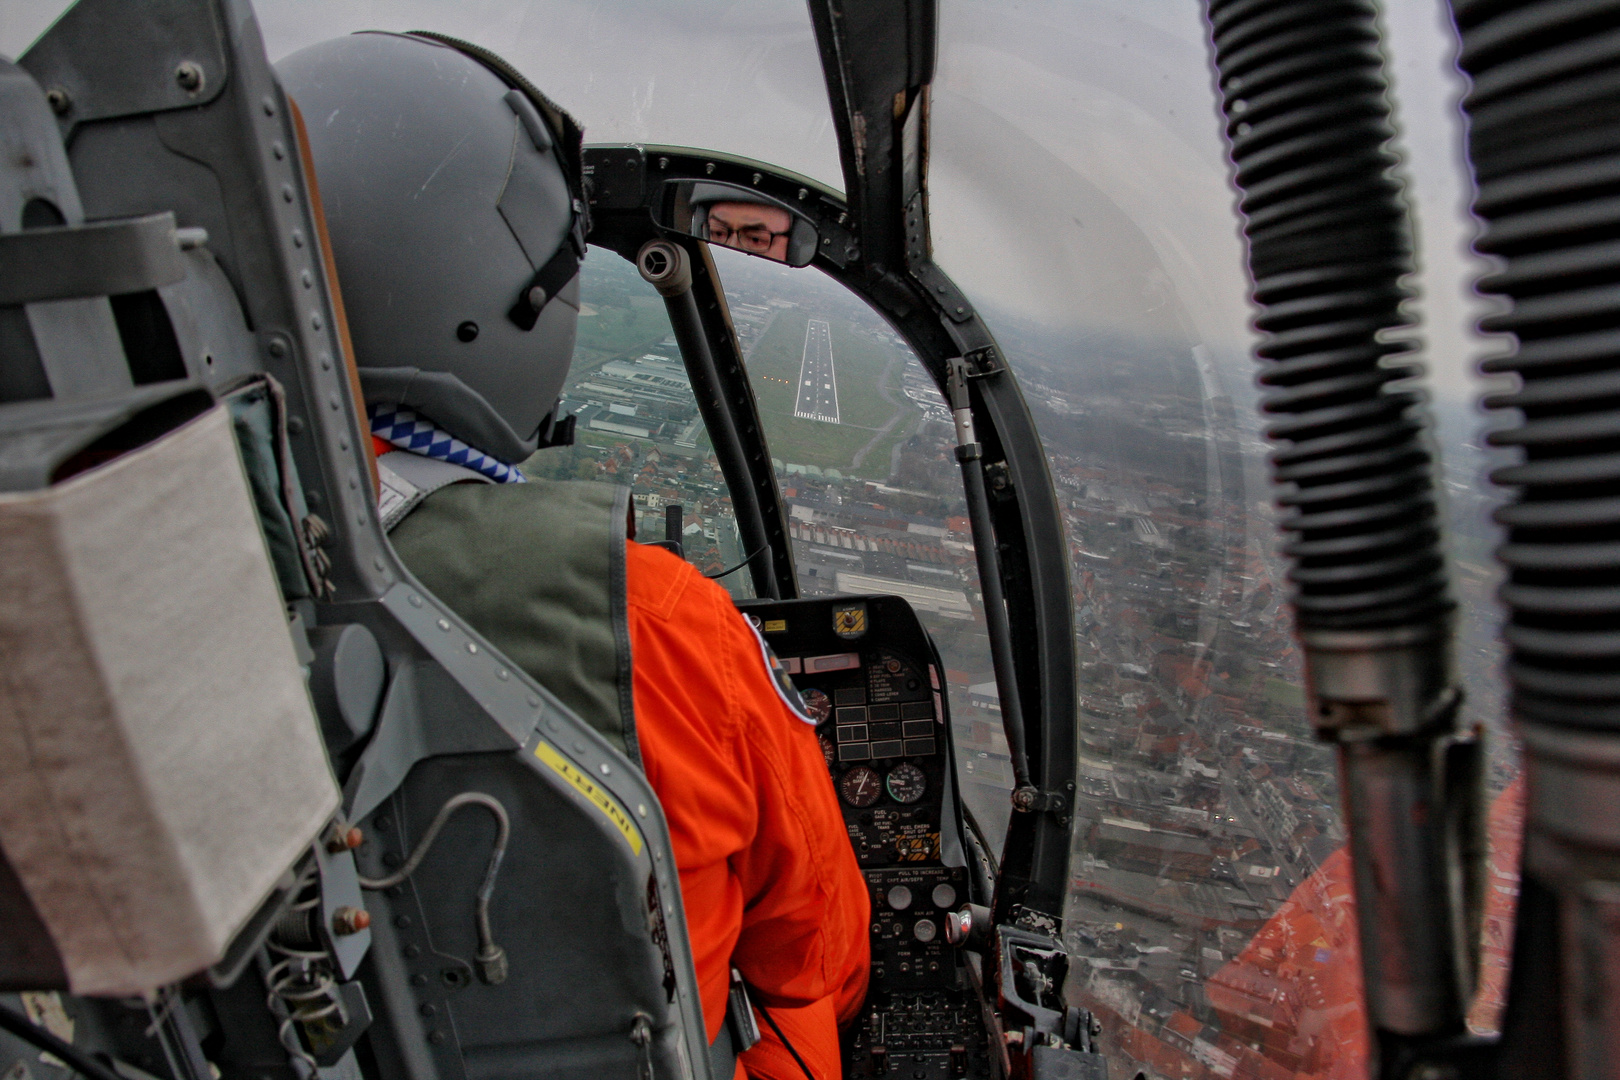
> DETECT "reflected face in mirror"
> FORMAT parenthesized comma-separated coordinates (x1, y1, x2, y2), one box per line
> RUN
(704, 201, 794, 261)
(658, 179, 819, 267)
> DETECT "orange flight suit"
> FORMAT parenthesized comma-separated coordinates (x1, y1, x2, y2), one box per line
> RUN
(626, 540, 871, 1080)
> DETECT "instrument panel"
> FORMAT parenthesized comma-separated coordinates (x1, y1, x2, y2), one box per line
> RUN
(738, 595, 993, 1080)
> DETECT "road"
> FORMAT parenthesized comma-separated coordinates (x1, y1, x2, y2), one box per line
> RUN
(793, 318, 840, 424)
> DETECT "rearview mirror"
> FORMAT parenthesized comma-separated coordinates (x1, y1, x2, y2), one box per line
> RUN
(655, 179, 820, 267)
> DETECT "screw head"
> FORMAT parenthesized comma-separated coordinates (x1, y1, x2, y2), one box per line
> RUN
(456, 320, 479, 342)
(175, 61, 204, 93)
(45, 87, 71, 114)
(332, 906, 371, 935)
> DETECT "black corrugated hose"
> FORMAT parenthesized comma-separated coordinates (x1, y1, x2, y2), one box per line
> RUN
(1207, 0, 1451, 632)
(1206, 0, 1483, 1055)
(1450, 1, 1620, 1075)
(1456, 0, 1620, 728)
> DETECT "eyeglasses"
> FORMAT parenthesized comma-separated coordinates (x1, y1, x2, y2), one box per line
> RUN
(706, 219, 791, 254)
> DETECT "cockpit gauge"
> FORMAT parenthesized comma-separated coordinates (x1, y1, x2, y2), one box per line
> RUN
(819, 732, 837, 770)
(801, 687, 832, 723)
(885, 762, 926, 804)
(840, 765, 882, 808)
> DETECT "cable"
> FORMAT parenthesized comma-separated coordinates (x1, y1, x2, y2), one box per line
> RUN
(360, 792, 511, 982)
(704, 542, 769, 580)
(0, 1004, 129, 1080)
(753, 1000, 817, 1080)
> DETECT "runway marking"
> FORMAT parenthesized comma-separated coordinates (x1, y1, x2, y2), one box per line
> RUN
(792, 318, 839, 424)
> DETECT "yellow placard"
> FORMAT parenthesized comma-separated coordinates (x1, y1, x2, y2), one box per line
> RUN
(763, 619, 787, 633)
(533, 740, 643, 856)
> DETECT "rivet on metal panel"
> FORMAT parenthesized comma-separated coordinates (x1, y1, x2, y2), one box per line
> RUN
(301, 270, 312, 288)
(466, 642, 478, 654)
(45, 87, 70, 114)
(599, 764, 611, 777)
(637, 804, 647, 817)
(408, 594, 423, 607)
(282, 184, 294, 203)
(705, 163, 715, 175)
(428, 1031, 445, 1045)
(311, 312, 323, 330)
(497, 669, 509, 681)
(437, 619, 451, 632)
(262, 96, 276, 117)
(292, 229, 304, 248)
(272, 141, 285, 161)
(267, 338, 287, 358)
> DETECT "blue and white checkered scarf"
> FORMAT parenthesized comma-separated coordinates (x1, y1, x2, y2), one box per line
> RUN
(368, 404, 527, 484)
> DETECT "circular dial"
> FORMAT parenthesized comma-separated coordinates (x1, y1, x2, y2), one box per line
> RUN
(885, 762, 927, 804)
(819, 733, 837, 770)
(839, 765, 882, 808)
(801, 688, 832, 723)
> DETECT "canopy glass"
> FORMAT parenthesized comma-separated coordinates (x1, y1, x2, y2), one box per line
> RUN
(928, 1, 1515, 1075)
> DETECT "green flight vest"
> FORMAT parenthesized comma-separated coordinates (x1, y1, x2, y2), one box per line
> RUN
(387, 476, 641, 763)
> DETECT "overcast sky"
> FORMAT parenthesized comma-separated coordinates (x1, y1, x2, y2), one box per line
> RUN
(0, 0, 1497, 406)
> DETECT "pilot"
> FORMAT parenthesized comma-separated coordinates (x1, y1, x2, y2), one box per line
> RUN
(688, 185, 797, 262)
(278, 33, 868, 1080)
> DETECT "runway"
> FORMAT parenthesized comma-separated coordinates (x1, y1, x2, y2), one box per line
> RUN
(793, 318, 840, 424)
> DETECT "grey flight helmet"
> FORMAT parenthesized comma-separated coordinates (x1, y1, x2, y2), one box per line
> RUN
(277, 32, 587, 464)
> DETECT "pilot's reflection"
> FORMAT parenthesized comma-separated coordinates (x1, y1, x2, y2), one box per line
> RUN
(690, 186, 793, 261)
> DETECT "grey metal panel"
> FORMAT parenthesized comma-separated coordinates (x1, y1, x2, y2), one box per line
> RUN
(156, 248, 258, 386)
(22, 0, 228, 133)
(0, 58, 85, 230)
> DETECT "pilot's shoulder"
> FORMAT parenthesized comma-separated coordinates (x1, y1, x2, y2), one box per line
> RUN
(625, 539, 730, 623)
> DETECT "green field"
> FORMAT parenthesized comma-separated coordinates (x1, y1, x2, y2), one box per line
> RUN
(568, 293, 673, 373)
(745, 309, 920, 479)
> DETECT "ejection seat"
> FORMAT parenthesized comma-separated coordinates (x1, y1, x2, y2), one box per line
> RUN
(0, 3, 712, 1079)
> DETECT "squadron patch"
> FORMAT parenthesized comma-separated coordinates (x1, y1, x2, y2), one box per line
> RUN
(832, 602, 867, 640)
(746, 621, 816, 724)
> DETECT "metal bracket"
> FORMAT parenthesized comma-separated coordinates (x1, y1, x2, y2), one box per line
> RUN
(963, 345, 1003, 378)
(1011, 786, 1067, 816)
(0, 212, 188, 305)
